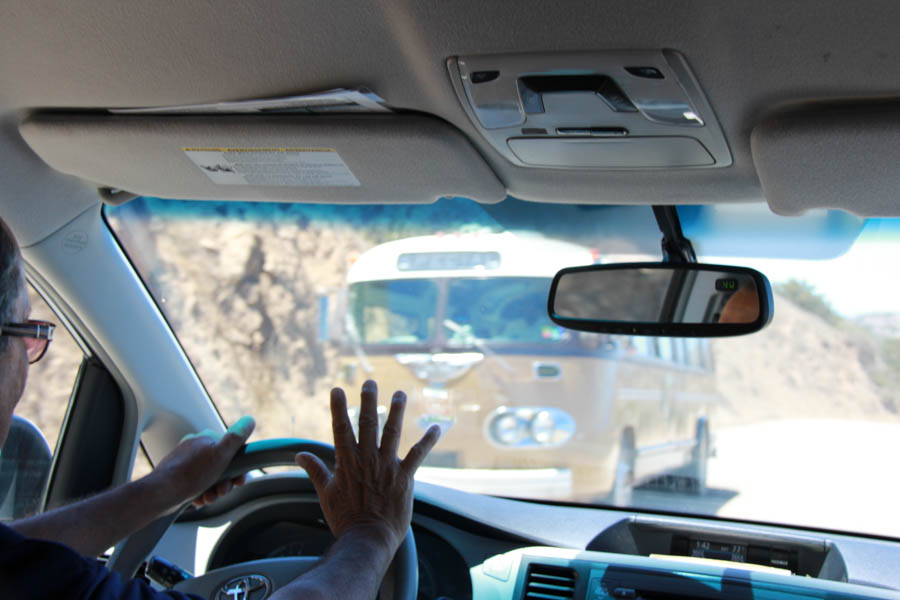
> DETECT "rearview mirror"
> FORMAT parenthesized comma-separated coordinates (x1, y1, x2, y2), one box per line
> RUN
(548, 263, 773, 337)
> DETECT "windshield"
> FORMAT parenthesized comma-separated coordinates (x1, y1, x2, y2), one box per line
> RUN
(445, 278, 563, 346)
(107, 197, 900, 538)
(350, 280, 439, 345)
(349, 277, 568, 347)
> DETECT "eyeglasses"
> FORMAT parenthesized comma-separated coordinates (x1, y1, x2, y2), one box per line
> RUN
(1, 320, 56, 363)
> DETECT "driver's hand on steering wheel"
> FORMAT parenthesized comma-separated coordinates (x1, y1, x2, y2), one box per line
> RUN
(296, 380, 441, 557)
(148, 415, 257, 509)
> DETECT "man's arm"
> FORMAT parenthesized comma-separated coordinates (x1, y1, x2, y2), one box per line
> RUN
(270, 528, 394, 600)
(272, 380, 440, 600)
(10, 417, 255, 557)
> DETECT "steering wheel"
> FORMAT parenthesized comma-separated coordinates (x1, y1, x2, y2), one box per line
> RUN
(107, 439, 418, 600)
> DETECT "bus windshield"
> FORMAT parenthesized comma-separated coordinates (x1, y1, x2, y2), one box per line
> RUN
(349, 280, 438, 345)
(444, 278, 567, 346)
(349, 277, 572, 348)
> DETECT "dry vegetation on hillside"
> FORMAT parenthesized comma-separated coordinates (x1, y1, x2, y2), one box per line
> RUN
(712, 292, 897, 426)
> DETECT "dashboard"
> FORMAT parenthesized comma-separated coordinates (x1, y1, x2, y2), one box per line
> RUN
(202, 505, 473, 600)
(153, 474, 900, 600)
(472, 547, 898, 600)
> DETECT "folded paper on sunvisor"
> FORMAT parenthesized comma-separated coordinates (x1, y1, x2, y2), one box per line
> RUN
(20, 113, 506, 204)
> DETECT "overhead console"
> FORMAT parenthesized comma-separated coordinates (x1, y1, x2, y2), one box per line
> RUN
(448, 50, 732, 170)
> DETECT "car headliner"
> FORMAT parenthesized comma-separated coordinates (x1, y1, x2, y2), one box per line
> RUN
(3, 1, 900, 246)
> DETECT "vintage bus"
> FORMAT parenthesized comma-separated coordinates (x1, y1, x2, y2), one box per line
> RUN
(330, 232, 718, 504)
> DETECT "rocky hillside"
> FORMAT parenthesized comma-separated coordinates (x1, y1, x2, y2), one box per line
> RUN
(130, 217, 373, 443)
(711, 293, 898, 425)
(856, 313, 900, 338)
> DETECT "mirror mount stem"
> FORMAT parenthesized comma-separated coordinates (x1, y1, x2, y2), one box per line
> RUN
(652, 206, 697, 264)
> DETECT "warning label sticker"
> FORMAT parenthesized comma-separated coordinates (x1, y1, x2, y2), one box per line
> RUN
(183, 147, 360, 187)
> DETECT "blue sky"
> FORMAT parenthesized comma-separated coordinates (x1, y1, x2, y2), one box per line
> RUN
(112, 197, 900, 317)
(713, 219, 900, 317)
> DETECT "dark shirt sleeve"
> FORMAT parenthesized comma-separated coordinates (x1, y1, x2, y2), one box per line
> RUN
(0, 523, 200, 600)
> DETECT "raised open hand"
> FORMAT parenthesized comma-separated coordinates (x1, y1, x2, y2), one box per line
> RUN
(295, 380, 441, 555)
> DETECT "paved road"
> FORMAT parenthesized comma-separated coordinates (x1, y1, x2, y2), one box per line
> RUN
(630, 419, 900, 539)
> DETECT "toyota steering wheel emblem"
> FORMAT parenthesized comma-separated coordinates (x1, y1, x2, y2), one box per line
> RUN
(216, 575, 272, 600)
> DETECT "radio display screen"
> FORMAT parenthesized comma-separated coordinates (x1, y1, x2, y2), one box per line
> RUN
(689, 539, 747, 562)
(670, 536, 798, 572)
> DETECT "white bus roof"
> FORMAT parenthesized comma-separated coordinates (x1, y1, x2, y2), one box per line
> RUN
(346, 232, 595, 283)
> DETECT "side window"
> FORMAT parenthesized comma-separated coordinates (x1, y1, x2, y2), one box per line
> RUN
(656, 337, 676, 363)
(0, 285, 85, 519)
(15, 285, 85, 452)
(131, 446, 154, 481)
(623, 336, 653, 358)
(700, 339, 712, 370)
(683, 338, 705, 369)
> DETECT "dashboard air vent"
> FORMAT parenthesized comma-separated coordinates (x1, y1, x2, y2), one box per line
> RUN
(524, 563, 576, 600)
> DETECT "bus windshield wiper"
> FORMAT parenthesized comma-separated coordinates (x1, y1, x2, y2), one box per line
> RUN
(442, 318, 513, 372)
(344, 314, 374, 374)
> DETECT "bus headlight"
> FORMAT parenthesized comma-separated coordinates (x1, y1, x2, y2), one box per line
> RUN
(530, 410, 558, 444)
(486, 407, 575, 448)
(490, 412, 528, 445)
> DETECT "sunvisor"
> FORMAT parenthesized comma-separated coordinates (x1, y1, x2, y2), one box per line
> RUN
(751, 104, 900, 217)
(20, 113, 506, 204)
